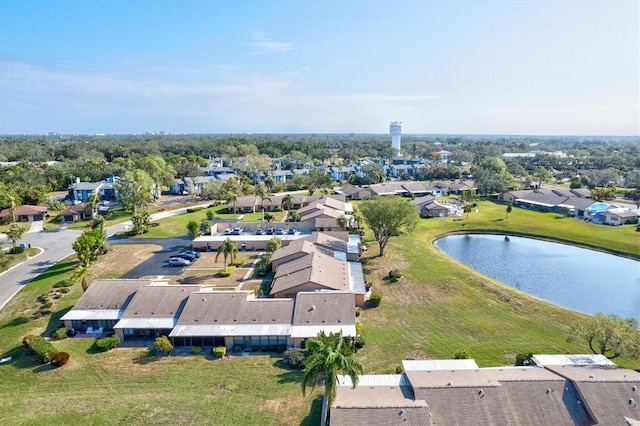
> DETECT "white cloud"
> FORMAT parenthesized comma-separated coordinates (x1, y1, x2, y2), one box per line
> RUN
(248, 31, 293, 55)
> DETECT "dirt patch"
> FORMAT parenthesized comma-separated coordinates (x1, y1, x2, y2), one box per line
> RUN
(92, 245, 162, 278)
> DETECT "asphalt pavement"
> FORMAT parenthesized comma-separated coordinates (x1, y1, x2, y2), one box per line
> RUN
(0, 203, 209, 311)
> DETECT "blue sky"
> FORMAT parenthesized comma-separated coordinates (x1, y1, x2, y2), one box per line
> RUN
(0, 0, 638, 135)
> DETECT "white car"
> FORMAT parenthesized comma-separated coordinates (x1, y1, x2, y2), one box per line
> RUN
(169, 257, 191, 267)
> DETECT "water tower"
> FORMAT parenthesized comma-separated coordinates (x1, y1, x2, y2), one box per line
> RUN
(390, 121, 402, 153)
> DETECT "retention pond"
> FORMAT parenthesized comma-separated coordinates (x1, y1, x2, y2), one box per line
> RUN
(434, 234, 640, 322)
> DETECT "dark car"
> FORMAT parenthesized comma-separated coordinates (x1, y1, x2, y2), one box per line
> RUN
(174, 252, 197, 261)
(255, 229, 264, 235)
(266, 228, 274, 235)
(180, 250, 200, 258)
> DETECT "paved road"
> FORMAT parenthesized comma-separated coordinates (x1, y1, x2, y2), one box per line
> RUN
(0, 204, 209, 311)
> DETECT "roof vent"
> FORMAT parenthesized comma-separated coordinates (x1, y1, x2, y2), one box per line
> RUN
(447, 381, 453, 387)
(589, 375, 594, 378)
(630, 398, 635, 405)
(309, 305, 316, 311)
(546, 389, 551, 394)
(399, 409, 404, 415)
(633, 386, 637, 392)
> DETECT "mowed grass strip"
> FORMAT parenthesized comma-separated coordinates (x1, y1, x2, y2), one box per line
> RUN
(356, 199, 640, 372)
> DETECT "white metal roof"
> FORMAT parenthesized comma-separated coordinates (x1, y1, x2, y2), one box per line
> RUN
(402, 359, 479, 371)
(348, 262, 367, 294)
(347, 234, 361, 254)
(169, 323, 291, 337)
(338, 374, 410, 387)
(531, 354, 615, 367)
(60, 309, 121, 321)
(114, 318, 175, 329)
(290, 324, 356, 338)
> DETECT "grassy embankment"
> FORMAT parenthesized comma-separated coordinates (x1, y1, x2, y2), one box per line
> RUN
(0, 198, 637, 424)
(356, 199, 639, 373)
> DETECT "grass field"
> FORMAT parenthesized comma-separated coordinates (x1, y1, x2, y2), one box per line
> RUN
(0, 198, 637, 425)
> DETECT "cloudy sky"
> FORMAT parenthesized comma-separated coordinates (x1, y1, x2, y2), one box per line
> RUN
(0, 0, 638, 135)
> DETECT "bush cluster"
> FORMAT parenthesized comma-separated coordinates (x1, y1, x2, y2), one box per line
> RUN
(354, 335, 366, 349)
(186, 207, 204, 213)
(369, 292, 382, 308)
(212, 346, 226, 358)
(51, 327, 68, 340)
(190, 346, 201, 354)
(516, 352, 534, 366)
(53, 279, 74, 288)
(454, 348, 470, 359)
(23, 335, 57, 364)
(283, 348, 308, 369)
(52, 352, 70, 366)
(95, 335, 118, 352)
(218, 266, 236, 277)
(388, 269, 402, 279)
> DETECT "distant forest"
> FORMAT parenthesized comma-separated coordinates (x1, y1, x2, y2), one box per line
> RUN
(0, 133, 638, 209)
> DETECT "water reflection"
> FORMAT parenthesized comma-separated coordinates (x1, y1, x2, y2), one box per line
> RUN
(435, 234, 640, 322)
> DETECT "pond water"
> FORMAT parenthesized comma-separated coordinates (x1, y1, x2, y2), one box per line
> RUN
(434, 234, 640, 322)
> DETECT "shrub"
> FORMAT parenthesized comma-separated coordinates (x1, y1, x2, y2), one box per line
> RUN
(453, 348, 470, 359)
(355, 321, 363, 335)
(38, 309, 52, 316)
(283, 348, 308, 369)
(516, 352, 534, 366)
(354, 334, 366, 349)
(52, 327, 68, 340)
(10, 246, 25, 254)
(212, 346, 226, 358)
(190, 346, 201, 355)
(355, 307, 361, 317)
(395, 365, 404, 374)
(24, 335, 57, 363)
(218, 266, 236, 277)
(369, 292, 382, 308)
(186, 207, 204, 213)
(388, 269, 402, 279)
(59, 288, 70, 294)
(22, 334, 35, 345)
(250, 345, 260, 352)
(42, 301, 53, 309)
(53, 279, 74, 288)
(231, 259, 244, 267)
(95, 335, 118, 352)
(153, 336, 173, 356)
(52, 351, 70, 367)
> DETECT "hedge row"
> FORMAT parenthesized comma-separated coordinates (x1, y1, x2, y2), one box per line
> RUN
(23, 335, 58, 364)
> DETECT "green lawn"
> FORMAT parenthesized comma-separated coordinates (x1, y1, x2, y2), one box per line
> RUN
(0, 198, 638, 424)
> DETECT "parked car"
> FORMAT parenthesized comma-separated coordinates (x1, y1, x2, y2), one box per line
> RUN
(233, 227, 244, 235)
(276, 228, 284, 235)
(266, 228, 274, 235)
(255, 229, 264, 235)
(180, 249, 200, 258)
(174, 252, 197, 261)
(169, 257, 191, 267)
(287, 228, 297, 235)
(224, 228, 233, 235)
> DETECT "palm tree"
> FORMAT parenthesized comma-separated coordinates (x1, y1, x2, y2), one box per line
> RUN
(302, 330, 363, 422)
(216, 237, 238, 269)
(8, 195, 16, 223)
(72, 264, 96, 292)
(85, 192, 101, 218)
(255, 184, 271, 225)
(282, 194, 294, 213)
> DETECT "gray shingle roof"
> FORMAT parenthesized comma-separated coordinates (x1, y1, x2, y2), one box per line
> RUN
(70, 279, 149, 311)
